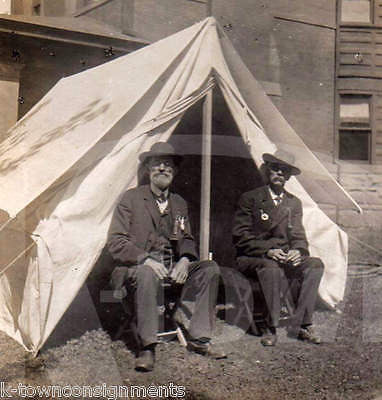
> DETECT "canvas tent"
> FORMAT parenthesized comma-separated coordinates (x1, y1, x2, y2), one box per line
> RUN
(0, 17, 360, 354)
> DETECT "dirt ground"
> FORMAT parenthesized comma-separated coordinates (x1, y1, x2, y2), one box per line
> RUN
(1, 264, 382, 400)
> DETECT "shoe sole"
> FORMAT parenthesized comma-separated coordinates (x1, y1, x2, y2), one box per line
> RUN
(297, 335, 321, 344)
(187, 344, 227, 359)
(261, 340, 277, 346)
(135, 364, 154, 372)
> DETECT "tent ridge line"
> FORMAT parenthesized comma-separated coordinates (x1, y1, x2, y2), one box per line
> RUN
(157, 18, 216, 108)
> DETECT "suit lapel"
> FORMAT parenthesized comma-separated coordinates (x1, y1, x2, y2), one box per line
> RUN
(278, 193, 294, 227)
(169, 192, 182, 219)
(258, 187, 288, 230)
(142, 186, 160, 228)
(258, 187, 274, 213)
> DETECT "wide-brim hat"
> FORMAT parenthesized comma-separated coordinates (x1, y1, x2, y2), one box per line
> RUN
(139, 141, 183, 165)
(262, 150, 301, 176)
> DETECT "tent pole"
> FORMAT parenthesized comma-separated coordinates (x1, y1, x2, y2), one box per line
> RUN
(206, 0, 212, 16)
(200, 89, 213, 260)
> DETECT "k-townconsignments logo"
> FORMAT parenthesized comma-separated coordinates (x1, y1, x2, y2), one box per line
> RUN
(0, 382, 186, 398)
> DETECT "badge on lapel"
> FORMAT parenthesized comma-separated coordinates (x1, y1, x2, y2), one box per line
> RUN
(260, 209, 269, 221)
(170, 215, 187, 241)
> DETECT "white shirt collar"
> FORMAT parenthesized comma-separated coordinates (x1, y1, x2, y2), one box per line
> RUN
(150, 184, 169, 200)
(268, 186, 284, 205)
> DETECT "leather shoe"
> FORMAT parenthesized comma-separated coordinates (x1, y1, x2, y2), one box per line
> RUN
(135, 349, 155, 372)
(298, 325, 321, 344)
(187, 340, 227, 359)
(260, 328, 277, 346)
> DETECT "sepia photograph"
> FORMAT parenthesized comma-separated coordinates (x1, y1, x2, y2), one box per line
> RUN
(0, 1, 382, 399)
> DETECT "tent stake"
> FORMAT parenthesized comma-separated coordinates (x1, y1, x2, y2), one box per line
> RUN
(200, 89, 213, 260)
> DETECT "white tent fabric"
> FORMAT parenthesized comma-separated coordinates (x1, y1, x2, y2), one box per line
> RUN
(0, 17, 358, 353)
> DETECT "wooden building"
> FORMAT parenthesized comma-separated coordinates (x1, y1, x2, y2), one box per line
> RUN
(336, 0, 382, 163)
(333, 0, 382, 256)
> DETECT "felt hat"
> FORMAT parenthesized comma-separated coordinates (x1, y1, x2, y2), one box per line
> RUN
(262, 150, 301, 175)
(139, 142, 182, 165)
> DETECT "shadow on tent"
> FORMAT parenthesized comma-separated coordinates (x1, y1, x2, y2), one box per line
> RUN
(42, 86, 266, 351)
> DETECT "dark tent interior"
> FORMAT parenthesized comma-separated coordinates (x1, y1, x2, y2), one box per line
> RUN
(168, 86, 263, 267)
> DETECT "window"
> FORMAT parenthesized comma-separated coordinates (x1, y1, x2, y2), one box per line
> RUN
(338, 94, 371, 161)
(340, 96, 370, 126)
(341, 0, 372, 23)
(33, 4, 41, 15)
(0, 0, 11, 14)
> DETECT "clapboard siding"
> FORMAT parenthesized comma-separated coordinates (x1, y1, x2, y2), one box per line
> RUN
(339, 0, 382, 82)
(338, 28, 382, 77)
(376, 0, 382, 25)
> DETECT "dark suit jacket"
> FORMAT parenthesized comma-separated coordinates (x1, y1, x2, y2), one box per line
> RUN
(107, 185, 198, 267)
(233, 185, 309, 258)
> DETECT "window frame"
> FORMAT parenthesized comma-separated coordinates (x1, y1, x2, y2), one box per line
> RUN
(33, 4, 41, 15)
(339, 0, 375, 27)
(338, 128, 371, 161)
(336, 92, 375, 163)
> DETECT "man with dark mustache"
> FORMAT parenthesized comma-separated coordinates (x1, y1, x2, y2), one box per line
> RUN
(107, 142, 225, 372)
(233, 150, 324, 346)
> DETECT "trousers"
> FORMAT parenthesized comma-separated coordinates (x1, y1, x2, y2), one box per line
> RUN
(236, 256, 324, 328)
(113, 260, 220, 347)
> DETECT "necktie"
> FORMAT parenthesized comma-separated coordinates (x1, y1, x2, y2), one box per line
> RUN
(274, 196, 282, 206)
(157, 193, 166, 203)
(155, 193, 168, 213)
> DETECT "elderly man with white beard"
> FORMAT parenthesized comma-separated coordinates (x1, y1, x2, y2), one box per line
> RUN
(108, 142, 225, 372)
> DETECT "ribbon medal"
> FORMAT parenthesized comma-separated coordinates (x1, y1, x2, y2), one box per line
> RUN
(260, 209, 269, 221)
(179, 216, 185, 231)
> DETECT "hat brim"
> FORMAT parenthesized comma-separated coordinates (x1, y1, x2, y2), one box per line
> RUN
(139, 151, 183, 165)
(263, 153, 301, 175)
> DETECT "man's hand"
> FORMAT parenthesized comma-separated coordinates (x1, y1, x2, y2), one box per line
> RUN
(113, 287, 127, 300)
(144, 257, 168, 280)
(267, 248, 288, 263)
(286, 249, 302, 266)
(169, 257, 190, 284)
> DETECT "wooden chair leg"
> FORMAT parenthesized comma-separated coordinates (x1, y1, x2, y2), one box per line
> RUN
(157, 324, 187, 347)
(176, 326, 187, 347)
